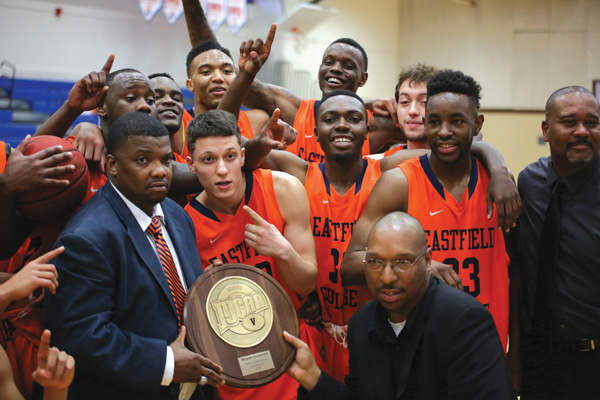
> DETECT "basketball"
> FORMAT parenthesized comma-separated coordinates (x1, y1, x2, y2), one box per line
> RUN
(16, 135, 90, 221)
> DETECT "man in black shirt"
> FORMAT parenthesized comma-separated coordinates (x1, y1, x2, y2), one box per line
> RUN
(514, 86, 600, 399)
(284, 211, 515, 400)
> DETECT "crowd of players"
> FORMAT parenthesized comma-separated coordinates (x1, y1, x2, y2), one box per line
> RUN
(1, 0, 599, 399)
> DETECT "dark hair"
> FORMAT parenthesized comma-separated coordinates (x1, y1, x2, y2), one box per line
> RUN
(395, 63, 438, 101)
(427, 69, 482, 109)
(106, 68, 143, 87)
(186, 40, 234, 77)
(148, 72, 175, 81)
(186, 110, 241, 154)
(329, 38, 368, 72)
(320, 89, 367, 113)
(106, 113, 169, 156)
(545, 86, 598, 113)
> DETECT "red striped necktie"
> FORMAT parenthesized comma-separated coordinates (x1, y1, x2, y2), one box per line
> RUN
(146, 216, 186, 326)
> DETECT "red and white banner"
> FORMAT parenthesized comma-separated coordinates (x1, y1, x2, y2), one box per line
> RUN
(206, 0, 227, 32)
(139, 0, 163, 22)
(163, 0, 184, 25)
(227, 0, 247, 34)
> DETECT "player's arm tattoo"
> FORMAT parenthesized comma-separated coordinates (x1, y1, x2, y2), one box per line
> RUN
(244, 79, 301, 126)
(368, 116, 406, 153)
(183, 0, 217, 46)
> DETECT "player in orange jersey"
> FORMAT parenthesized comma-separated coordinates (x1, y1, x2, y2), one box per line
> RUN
(184, 110, 317, 400)
(221, 31, 519, 382)
(181, 0, 405, 163)
(0, 247, 77, 400)
(342, 70, 520, 353)
(175, 39, 270, 160)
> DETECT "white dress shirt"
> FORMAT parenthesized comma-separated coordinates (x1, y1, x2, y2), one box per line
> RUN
(110, 182, 187, 387)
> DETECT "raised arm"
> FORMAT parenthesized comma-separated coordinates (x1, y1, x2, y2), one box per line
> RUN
(182, 0, 217, 46)
(217, 24, 277, 119)
(470, 141, 521, 232)
(244, 172, 318, 297)
(340, 168, 408, 286)
(243, 80, 304, 127)
(242, 110, 307, 180)
(35, 55, 114, 139)
(368, 115, 406, 153)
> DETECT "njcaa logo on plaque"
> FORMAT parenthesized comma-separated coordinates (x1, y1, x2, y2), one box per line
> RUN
(207, 276, 274, 348)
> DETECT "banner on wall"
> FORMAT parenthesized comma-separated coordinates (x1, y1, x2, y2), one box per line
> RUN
(227, 0, 248, 34)
(206, 0, 228, 32)
(163, 0, 184, 25)
(139, 0, 163, 22)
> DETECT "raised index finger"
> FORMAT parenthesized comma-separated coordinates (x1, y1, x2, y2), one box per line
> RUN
(33, 246, 65, 265)
(39, 329, 51, 359)
(243, 205, 266, 225)
(264, 24, 277, 50)
(101, 54, 115, 75)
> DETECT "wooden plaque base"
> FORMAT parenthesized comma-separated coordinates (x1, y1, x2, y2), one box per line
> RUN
(184, 263, 299, 388)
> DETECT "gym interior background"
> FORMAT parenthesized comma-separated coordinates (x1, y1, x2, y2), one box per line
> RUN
(1, 0, 598, 177)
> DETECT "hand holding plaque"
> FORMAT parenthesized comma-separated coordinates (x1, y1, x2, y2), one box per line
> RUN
(184, 263, 299, 388)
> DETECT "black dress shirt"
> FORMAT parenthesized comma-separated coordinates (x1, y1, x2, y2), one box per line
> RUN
(517, 155, 600, 341)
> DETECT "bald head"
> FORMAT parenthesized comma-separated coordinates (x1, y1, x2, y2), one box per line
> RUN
(545, 86, 599, 118)
(368, 212, 427, 250)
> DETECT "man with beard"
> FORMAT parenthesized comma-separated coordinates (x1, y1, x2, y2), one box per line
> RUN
(511, 86, 600, 399)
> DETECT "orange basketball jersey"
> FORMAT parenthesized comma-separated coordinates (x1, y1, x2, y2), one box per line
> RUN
(398, 155, 509, 351)
(180, 108, 254, 159)
(185, 169, 313, 400)
(305, 158, 380, 382)
(383, 143, 408, 158)
(286, 99, 372, 163)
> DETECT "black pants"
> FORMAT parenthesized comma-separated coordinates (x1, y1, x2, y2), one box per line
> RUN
(520, 332, 600, 400)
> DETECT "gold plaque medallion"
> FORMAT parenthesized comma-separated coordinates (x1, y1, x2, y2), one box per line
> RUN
(206, 276, 274, 348)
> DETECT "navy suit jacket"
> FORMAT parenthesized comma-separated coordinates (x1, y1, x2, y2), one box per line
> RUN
(44, 182, 204, 400)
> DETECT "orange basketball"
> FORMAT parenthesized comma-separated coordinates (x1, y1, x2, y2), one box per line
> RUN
(16, 136, 90, 221)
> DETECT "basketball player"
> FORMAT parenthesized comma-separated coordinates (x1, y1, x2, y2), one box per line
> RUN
(341, 70, 518, 352)
(184, 110, 318, 400)
(175, 34, 272, 159)
(181, 0, 404, 163)
(0, 247, 76, 400)
(149, 73, 185, 159)
(221, 42, 519, 380)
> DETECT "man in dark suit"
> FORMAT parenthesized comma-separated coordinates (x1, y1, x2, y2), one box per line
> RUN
(44, 113, 225, 400)
(284, 211, 515, 399)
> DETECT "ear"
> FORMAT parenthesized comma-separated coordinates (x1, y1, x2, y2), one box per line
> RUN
(314, 126, 319, 142)
(240, 147, 246, 167)
(96, 103, 107, 118)
(366, 123, 370, 134)
(475, 113, 484, 136)
(358, 72, 368, 88)
(186, 78, 195, 93)
(106, 154, 117, 178)
(186, 155, 197, 175)
(541, 120, 550, 143)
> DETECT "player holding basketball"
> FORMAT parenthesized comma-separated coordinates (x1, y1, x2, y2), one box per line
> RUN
(181, 0, 404, 163)
(342, 70, 518, 353)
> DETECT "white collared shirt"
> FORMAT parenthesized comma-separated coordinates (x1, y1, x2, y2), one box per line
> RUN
(110, 182, 187, 390)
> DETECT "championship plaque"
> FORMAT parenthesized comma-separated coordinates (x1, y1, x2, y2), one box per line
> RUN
(184, 263, 299, 388)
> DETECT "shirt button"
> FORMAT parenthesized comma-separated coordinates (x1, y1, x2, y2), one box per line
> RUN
(561, 324, 565, 329)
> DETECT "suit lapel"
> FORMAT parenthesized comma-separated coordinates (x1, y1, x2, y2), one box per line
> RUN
(162, 204, 203, 289)
(102, 183, 178, 318)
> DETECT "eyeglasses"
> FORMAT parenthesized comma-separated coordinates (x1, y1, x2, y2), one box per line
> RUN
(363, 247, 428, 273)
